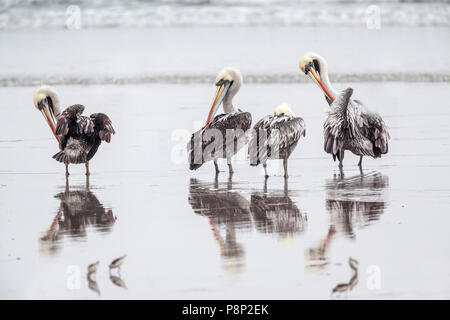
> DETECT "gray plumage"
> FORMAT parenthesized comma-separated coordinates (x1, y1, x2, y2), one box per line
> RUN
(87, 261, 99, 274)
(249, 114, 305, 166)
(188, 110, 252, 170)
(324, 88, 390, 165)
(110, 275, 127, 289)
(53, 104, 115, 165)
(109, 255, 127, 269)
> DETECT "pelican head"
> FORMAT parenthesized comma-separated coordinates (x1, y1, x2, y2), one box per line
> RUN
(299, 52, 336, 102)
(34, 86, 61, 141)
(206, 67, 243, 125)
(274, 103, 294, 117)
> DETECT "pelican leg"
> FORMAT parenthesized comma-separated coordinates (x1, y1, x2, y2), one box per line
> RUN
(65, 163, 69, 177)
(214, 159, 220, 174)
(338, 150, 345, 168)
(283, 159, 288, 178)
(86, 174, 90, 191)
(65, 175, 70, 193)
(227, 157, 234, 174)
(283, 175, 289, 196)
(263, 163, 269, 178)
(85, 161, 90, 176)
(358, 156, 363, 168)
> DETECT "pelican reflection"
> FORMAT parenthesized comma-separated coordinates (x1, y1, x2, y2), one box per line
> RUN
(250, 177, 307, 237)
(39, 176, 116, 255)
(188, 176, 250, 275)
(326, 170, 389, 238)
(306, 171, 389, 269)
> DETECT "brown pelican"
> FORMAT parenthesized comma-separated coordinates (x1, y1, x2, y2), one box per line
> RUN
(299, 52, 390, 168)
(33, 86, 115, 176)
(249, 103, 305, 177)
(188, 67, 252, 175)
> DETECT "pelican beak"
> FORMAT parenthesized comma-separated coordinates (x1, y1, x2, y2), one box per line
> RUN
(38, 97, 60, 142)
(300, 55, 335, 103)
(205, 79, 232, 125)
(305, 63, 335, 103)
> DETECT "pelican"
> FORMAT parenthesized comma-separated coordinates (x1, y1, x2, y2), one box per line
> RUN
(187, 67, 252, 175)
(248, 103, 305, 177)
(33, 86, 115, 176)
(299, 52, 390, 168)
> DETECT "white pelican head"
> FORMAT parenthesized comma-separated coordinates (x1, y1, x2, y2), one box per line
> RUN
(33, 85, 61, 141)
(299, 52, 337, 102)
(206, 67, 243, 125)
(274, 103, 294, 116)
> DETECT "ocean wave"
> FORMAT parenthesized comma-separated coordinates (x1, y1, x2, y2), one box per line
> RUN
(1, 73, 449, 86)
(0, 0, 449, 29)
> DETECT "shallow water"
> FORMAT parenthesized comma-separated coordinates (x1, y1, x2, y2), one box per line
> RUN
(1, 82, 449, 299)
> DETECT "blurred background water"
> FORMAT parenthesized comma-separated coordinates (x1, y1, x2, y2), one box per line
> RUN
(1, 0, 450, 29)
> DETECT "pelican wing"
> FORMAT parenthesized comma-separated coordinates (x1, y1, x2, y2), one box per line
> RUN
(356, 103, 390, 156)
(324, 88, 389, 159)
(90, 113, 115, 143)
(324, 88, 371, 158)
(56, 104, 95, 150)
(56, 104, 89, 136)
(249, 114, 305, 165)
(188, 111, 252, 170)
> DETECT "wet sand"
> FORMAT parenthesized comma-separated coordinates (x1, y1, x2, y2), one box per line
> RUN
(1, 82, 450, 299)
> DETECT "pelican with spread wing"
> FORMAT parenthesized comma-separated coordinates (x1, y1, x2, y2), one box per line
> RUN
(299, 52, 390, 168)
(33, 86, 115, 176)
(187, 67, 252, 175)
